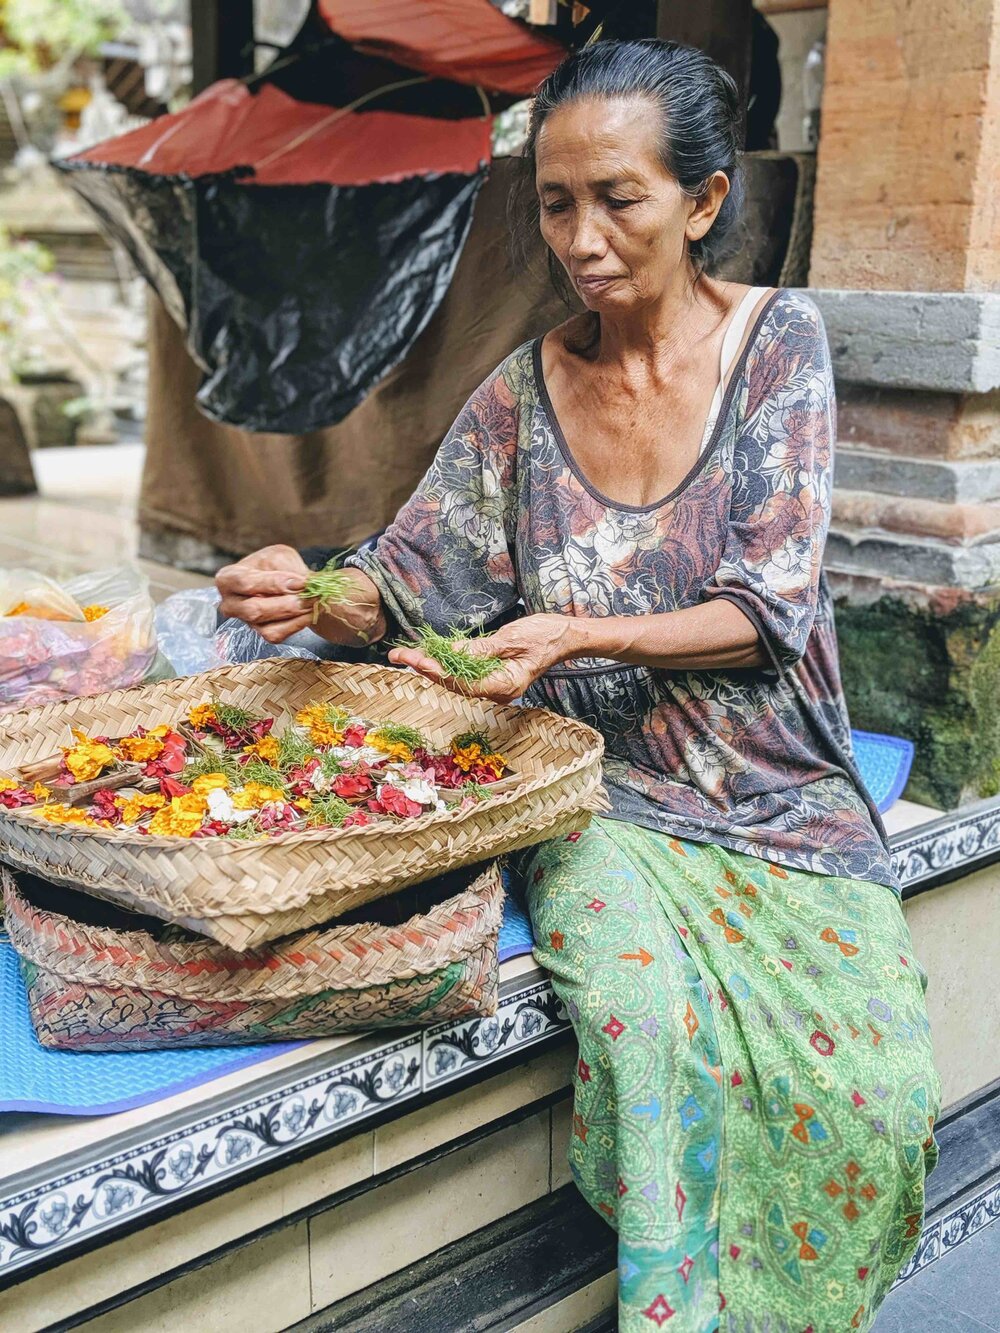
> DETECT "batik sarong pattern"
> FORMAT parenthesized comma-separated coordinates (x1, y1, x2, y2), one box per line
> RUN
(522, 818, 939, 1333)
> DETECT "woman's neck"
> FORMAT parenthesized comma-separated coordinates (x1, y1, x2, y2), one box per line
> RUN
(596, 271, 728, 375)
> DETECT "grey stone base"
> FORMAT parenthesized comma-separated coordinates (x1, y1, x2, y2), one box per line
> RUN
(805, 289, 1000, 393)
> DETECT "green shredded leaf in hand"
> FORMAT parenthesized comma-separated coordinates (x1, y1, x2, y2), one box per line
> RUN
(411, 625, 505, 686)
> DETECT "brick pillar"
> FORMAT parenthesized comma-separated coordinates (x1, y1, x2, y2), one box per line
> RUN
(807, 0, 1000, 809)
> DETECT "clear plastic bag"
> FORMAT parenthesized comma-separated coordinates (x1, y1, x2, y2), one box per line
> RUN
(154, 587, 322, 676)
(0, 566, 157, 712)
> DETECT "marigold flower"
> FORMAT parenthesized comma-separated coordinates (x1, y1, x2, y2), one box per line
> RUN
(148, 794, 208, 838)
(294, 703, 345, 748)
(36, 803, 100, 828)
(114, 792, 167, 825)
(31, 781, 50, 801)
(191, 773, 230, 795)
(368, 735, 413, 763)
(451, 742, 484, 773)
(188, 702, 217, 729)
(0, 778, 18, 792)
(62, 731, 117, 782)
(244, 735, 280, 763)
(116, 732, 166, 764)
(81, 605, 109, 622)
(231, 782, 285, 811)
(293, 797, 312, 811)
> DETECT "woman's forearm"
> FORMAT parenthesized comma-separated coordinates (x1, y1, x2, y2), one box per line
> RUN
(555, 599, 767, 671)
(311, 568, 389, 647)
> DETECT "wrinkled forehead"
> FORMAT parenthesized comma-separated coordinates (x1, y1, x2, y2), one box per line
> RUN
(534, 95, 668, 189)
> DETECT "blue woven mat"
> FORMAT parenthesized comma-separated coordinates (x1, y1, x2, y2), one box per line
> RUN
(851, 728, 914, 814)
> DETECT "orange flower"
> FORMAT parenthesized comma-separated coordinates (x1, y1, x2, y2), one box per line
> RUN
(81, 604, 109, 622)
(294, 703, 345, 748)
(148, 793, 207, 838)
(31, 781, 50, 801)
(191, 772, 230, 794)
(478, 752, 506, 779)
(116, 732, 166, 764)
(188, 702, 217, 729)
(244, 735, 280, 764)
(451, 741, 483, 773)
(232, 782, 285, 811)
(114, 791, 167, 825)
(36, 803, 100, 828)
(368, 735, 412, 763)
(62, 730, 116, 782)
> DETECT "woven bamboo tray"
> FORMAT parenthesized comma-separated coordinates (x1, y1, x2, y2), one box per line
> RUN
(2, 862, 504, 1050)
(0, 660, 606, 949)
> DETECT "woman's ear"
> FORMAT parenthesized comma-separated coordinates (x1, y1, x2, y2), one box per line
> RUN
(686, 171, 731, 243)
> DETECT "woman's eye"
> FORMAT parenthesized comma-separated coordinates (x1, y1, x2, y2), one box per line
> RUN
(607, 197, 637, 211)
(542, 201, 570, 215)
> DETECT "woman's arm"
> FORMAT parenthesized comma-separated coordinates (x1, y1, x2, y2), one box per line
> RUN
(393, 293, 832, 700)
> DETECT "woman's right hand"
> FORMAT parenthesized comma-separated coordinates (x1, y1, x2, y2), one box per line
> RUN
(216, 545, 387, 646)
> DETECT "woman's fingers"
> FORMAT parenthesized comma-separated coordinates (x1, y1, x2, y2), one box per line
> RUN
(251, 613, 314, 644)
(222, 593, 312, 626)
(388, 646, 448, 680)
(216, 566, 307, 599)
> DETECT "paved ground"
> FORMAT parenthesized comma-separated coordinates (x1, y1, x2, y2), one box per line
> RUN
(875, 1220, 1000, 1330)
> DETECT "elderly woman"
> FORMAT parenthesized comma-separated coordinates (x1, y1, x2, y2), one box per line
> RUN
(218, 40, 939, 1333)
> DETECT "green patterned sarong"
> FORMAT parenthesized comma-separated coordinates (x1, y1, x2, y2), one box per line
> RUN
(522, 818, 939, 1333)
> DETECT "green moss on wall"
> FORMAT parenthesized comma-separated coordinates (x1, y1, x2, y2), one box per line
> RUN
(835, 593, 1000, 809)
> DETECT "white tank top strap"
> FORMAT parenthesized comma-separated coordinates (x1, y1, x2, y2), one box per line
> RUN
(698, 286, 772, 456)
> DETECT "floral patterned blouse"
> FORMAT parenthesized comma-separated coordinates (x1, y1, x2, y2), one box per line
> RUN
(349, 290, 897, 892)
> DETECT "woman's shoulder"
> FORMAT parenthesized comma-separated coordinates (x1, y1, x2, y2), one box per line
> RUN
(759, 287, 828, 344)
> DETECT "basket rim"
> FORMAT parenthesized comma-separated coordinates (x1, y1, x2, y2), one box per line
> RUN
(0, 659, 604, 852)
(2, 863, 505, 998)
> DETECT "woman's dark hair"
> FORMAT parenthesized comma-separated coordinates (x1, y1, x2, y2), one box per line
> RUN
(510, 39, 745, 320)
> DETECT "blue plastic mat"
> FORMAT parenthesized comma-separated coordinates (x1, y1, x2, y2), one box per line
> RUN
(0, 898, 539, 1117)
(851, 728, 915, 814)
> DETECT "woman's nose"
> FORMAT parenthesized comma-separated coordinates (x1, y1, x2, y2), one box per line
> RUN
(568, 209, 607, 260)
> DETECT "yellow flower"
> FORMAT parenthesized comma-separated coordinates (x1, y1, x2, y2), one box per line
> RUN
(451, 741, 483, 773)
(62, 731, 117, 782)
(188, 702, 217, 728)
(116, 732, 165, 764)
(293, 797, 312, 811)
(31, 781, 50, 801)
(114, 792, 166, 825)
(81, 604, 109, 622)
(148, 794, 208, 838)
(368, 735, 412, 763)
(231, 782, 285, 811)
(36, 803, 100, 828)
(0, 777, 19, 792)
(478, 752, 506, 779)
(244, 735, 280, 763)
(191, 773, 230, 794)
(294, 703, 344, 748)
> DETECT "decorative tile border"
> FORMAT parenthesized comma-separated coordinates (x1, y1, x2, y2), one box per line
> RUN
(893, 1179, 1000, 1287)
(893, 798, 1000, 895)
(2, 797, 999, 1289)
(0, 977, 571, 1285)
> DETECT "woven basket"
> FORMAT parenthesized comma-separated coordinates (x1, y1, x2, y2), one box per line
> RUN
(2, 861, 504, 1050)
(0, 660, 606, 949)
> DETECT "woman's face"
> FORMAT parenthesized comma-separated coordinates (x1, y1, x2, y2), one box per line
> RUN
(535, 96, 728, 314)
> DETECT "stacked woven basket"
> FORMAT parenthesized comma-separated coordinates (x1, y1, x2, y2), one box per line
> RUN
(0, 661, 606, 1050)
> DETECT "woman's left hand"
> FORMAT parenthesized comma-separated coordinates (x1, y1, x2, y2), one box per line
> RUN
(388, 614, 580, 704)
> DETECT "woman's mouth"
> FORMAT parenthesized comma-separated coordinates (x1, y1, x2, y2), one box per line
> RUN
(575, 274, 621, 293)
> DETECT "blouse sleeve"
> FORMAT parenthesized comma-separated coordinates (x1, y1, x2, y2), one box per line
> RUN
(701, 292, 835, 672)
(345, 350, 523, 638)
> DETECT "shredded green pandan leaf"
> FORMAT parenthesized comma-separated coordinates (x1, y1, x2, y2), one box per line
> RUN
(181, 751, 243, 785)
(240, 759, 285, 788)
(412, 625, 505, 686)
(302, 560, 358, 625)
(452, 729, 492, 752)
(461, 781, 494, 802)
(368, 722, 427, 751)
(275, 728, 315, 771)
(319, 751, 345, 779)
(224, 819, 264, 841)
(212, 700, 260, 732)
(306, 794, 353, 829)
